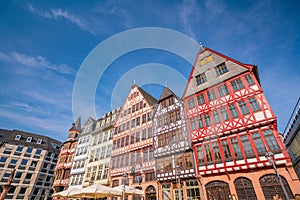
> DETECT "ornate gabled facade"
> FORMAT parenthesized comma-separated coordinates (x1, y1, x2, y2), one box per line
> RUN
(53, 118, 81, 196)
(83, 108, 120, 187)
(153, 87, 198, 200)
(69, 117, 96, 188)
(110, 84, 157, 200)
(182, 46, 300, 200)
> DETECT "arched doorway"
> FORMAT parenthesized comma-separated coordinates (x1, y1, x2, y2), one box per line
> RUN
(145, 185, 156, 200)
(259, 174, 294, 200)
(205, 181, 231, 200)
(234, 177, 257, 200)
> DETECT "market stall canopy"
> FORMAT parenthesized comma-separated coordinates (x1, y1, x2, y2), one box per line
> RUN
(52, 186, 82, 198)
(69, 184, 122, 198)
(114, 185, 144, 195)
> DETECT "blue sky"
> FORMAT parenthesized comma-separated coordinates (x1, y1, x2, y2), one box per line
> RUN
(0, 0, 299, 142)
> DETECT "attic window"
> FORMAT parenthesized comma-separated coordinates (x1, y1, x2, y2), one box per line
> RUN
(52, 143, 58, 148)
(215, 63, 228, 76)
(37, 139, 43, 144)
(15, 135, 21, 140)
(26, 137, 32, 142)
(196, 72, 207, 85)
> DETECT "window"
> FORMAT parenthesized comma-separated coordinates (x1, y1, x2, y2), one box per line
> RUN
(204, 143, 213, 163)
(21, 159, 28, 165)
(197, 116, 204, 128)
(263, 130, 280, 151)
(136, 117, 140, 126)
(35, 149, 42, 155)
(220, 107, 229, 121)
(260, 174, 294, 200)
(248, 97, 261, 112)
(26, 147, 33, 153)
(196, 72, 207, 85)
(19, 187, 26, 194)
(207, 90, 216, 101)
(212, 110, 220, 124)
(231, 137, 243, 160)
(15, 135, 21, 140)
(204, 114, 212, 126)
(212, 142, 222, 162)
(196, 93, 206, 105)
(10, 159, 18, 165)
(241, 135, 254, 157)
(145, 172, 155, 181)
(25, 173, 32, 179)
(143, 149, 149, 162)
(231, 78, 244, 91)
(0, 157, 7, 163)
(16, 146, 23, 152)
(197, 145, 204, 165)
(135, 132, 140, 143)
(238, 101, 250, 115)
(217, 84, 229, 97)
(190, 118, 196, 130)
(215, 63, 228, 76)
(142, 114, 146, 124)
(252, 132, 266, 155)
(221, 139, 231, 160)
(185, 180, 201, 200)
(26, 137, 32, 142)
(15, 171, 22, 179)
(187, 98, 195, 109)
(245, 74, 255, 85)
(235, 177, 258, 200)
(37, 139, 43, 144)
(148, 127, 152, 138)
(142, 130, 147, 141)
(229, 104, 239, 118)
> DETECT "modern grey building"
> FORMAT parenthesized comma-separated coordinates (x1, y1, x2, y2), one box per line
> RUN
(0, 129, 61, 200)
(284, 97, 300, 179)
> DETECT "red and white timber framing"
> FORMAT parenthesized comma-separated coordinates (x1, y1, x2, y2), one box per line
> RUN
(182, 46, 291, 176)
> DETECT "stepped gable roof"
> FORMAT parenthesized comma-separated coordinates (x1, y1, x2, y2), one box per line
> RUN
(136, 84, 158, 106)
(0, 128, 61, 152)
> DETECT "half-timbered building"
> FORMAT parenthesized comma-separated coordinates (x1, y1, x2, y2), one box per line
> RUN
(182, 45, 300, 200)
(110, 84, 157, 200)
(53, 118, 81, 197)
(153, 87, 199, 200)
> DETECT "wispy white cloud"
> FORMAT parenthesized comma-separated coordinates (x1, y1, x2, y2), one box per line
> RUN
(0, 51, 75, 75)
(179, 0, 198, 39)
(28, 3, 95, 35)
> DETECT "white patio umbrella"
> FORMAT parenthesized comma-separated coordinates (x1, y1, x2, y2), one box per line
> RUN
(114, 185, 144, 195)
(70, 184, 122, 198)
(52, 186, 82, 198)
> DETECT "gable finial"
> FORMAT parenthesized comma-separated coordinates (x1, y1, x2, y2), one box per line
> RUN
(164, 81, 168, 87)
(134, 80, 136, 84)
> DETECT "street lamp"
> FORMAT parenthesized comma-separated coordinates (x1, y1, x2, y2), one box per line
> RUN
(175, 165, 182, 200)
(265, 151, 290, 200)
(122, 173, 128, 200)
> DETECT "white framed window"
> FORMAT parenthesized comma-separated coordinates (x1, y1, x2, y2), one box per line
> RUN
(37, 139, 43, 144)
(15, 135, 21, 140)
(26, 137, 32, 142)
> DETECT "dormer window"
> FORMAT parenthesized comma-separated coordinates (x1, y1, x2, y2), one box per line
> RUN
(52, 143, 58, 148)
(15, 135, 21, 140)
(26, 137, 32, 142)
(215, 63, 228, 76)
(37, 139, 43, 144)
